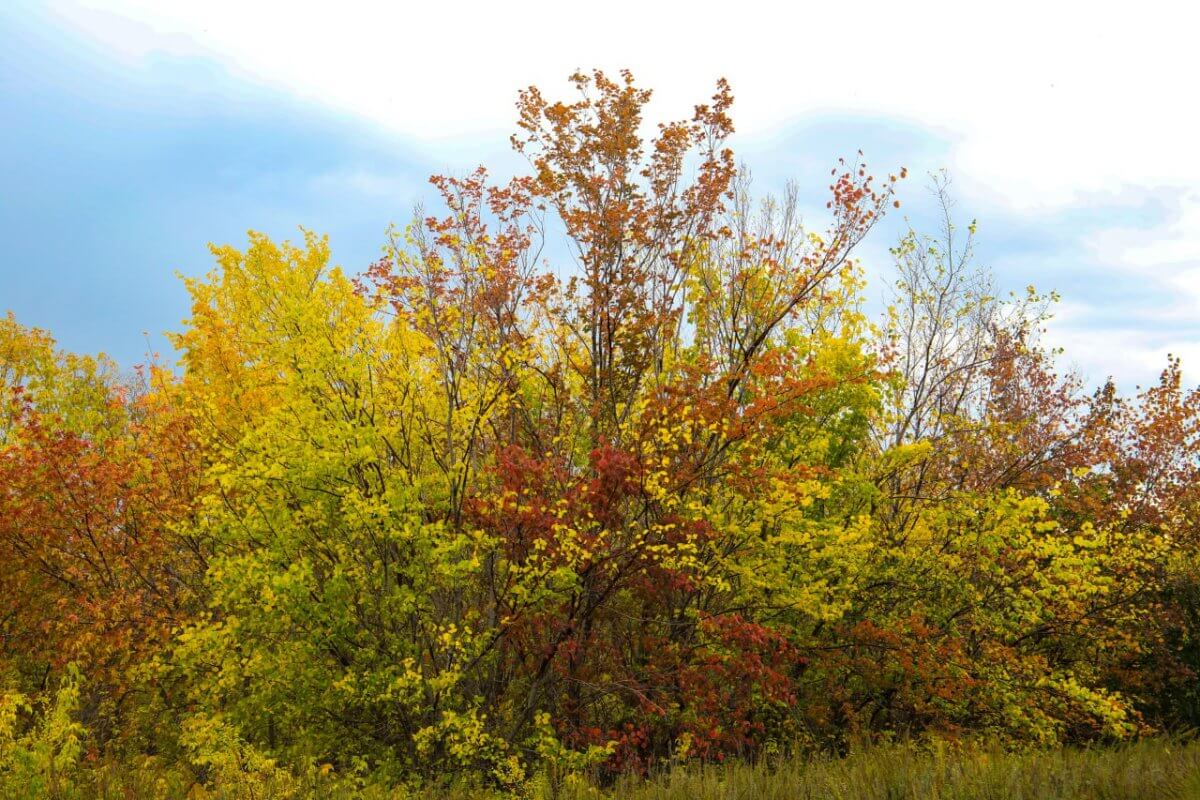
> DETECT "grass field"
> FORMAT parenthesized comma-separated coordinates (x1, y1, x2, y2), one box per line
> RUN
(457, 739, 1200, 800)
(37, 737, 1200, 798)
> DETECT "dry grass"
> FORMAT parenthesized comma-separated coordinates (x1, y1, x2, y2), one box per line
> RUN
(495, 739, 1200, 800)
(75, 738, 1200, 798)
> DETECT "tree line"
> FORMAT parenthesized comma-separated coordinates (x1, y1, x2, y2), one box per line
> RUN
(2, 71, 1198, 795)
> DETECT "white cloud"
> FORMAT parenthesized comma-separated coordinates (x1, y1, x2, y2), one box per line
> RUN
(54, 0, 1198, 207)
(1092, 194, 1200, 270)
(39, 0, 1200, 387)
(1046, 316, 1200, 390)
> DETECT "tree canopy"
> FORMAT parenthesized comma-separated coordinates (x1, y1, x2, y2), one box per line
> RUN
(2, 71, 1199, 796)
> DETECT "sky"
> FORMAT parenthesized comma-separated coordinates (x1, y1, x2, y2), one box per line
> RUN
(2, 0, 1198, 389)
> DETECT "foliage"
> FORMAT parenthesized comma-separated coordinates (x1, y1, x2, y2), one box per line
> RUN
(1, 72, 1198, 794)
(0, 666, 85, 800)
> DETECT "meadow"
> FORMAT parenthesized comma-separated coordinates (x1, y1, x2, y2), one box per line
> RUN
(505, 740, 1200, 800)
(27, 740, 1200, 798)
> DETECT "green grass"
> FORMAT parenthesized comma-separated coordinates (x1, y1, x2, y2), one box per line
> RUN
(510, 739, 1200, 800)
(54, 738, 1200, 799)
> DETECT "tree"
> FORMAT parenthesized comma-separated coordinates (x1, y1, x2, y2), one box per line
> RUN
(0, 71, 1195, 795)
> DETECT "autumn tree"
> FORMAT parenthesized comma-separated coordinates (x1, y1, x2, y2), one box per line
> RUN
(1, 70, 1197, 796)
(0, 317, 204, 755)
